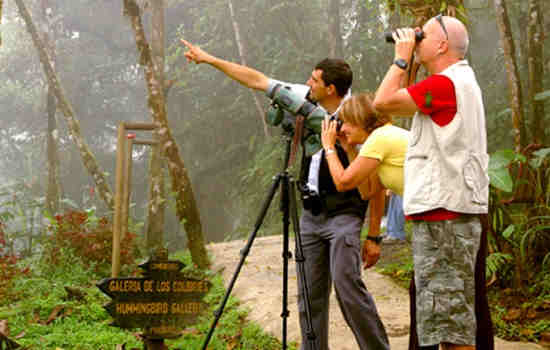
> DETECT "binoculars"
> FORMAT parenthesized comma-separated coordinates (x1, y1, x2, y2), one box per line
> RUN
(384, 30, 424, 43)
(329, 114, 343, 133)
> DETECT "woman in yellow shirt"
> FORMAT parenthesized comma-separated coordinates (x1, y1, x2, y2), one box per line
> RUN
(323, 93, 494, 350)
(321, 92, 409, 267)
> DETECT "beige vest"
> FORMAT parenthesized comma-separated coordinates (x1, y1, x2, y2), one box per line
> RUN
(403, 60, 489, 215)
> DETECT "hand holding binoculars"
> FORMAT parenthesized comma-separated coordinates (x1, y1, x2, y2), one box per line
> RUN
(384, 30, 424, 44)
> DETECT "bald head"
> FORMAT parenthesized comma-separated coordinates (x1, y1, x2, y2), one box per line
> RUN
(417, 15, 470, 73)
(440, 16, 469, 58)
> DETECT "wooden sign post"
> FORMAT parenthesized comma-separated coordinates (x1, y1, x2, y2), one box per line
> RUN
(109, 126, 210, 348)
(112, 122, 159, 277)
(98, 251, 210, 347)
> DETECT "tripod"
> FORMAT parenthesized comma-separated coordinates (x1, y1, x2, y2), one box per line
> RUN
(202, 133, 317, 350)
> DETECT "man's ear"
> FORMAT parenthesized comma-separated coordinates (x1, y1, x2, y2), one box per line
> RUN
(326, 83, 336, 96)
(438, 40, 449, 55)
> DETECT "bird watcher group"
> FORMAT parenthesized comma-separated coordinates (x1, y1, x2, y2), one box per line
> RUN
(182, 14, 493, 350)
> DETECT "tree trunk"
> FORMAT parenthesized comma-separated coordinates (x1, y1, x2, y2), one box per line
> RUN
(327, 0, 343, 58)
(494, 0, 526, 153)
(0, 0, 3, 47)
(45, 80, 61, 214)
(41, 0, 61, 215)
(227, 0, 270, 138)
(123, 0, 210, 269)
(527, 0, 545, 144)
(146, 0, 166, 252)
(15, 0, 115, 210)
(514, 2, 531, 142)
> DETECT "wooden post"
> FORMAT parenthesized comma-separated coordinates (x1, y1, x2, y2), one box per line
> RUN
(121, 134, 135, 252)
(112, 122, 126, 277)
(124, 122, 157, 131)
(112, 122, 157, 278)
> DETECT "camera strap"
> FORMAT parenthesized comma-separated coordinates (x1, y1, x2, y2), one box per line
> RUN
(301, 95, 348, 195)
(305, 149, 323, 195)
(289, 115, 305, 167)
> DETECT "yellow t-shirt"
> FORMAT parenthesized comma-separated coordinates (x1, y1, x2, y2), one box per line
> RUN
(359, 124, 409, 196)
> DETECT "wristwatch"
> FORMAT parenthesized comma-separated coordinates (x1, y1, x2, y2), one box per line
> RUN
(366, 235, 383, 244)
(325, 148, 336, 156)
(393, 58, 408, 70)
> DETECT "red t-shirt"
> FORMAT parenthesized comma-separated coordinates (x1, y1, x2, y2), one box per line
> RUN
(405, 75, 461, 221)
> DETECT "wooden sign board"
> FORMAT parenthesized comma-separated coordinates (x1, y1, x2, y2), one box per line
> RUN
(97, 258, 210, 339)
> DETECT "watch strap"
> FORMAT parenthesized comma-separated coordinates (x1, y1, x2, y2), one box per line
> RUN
(393, 58, 408, 70)
(366, 235, 383, 244)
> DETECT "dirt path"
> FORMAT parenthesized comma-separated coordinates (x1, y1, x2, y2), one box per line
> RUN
(208, 235, 543, 350)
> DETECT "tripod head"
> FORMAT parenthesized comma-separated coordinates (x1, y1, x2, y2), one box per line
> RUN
(266, 83, 330, 156)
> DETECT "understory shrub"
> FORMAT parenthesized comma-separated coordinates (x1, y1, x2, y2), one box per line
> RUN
(0, 222, 30, 304)
(43, 210, 141, 275)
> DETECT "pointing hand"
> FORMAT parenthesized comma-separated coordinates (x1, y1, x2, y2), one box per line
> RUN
(180, 39, 212, 64)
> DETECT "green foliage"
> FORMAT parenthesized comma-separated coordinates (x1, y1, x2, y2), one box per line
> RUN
(1, 248, 287, 349)
(486, 148, 550, 343)
(489, 150, 524, 192)
(377, 260, 414, 289)
(0, 181, 47, 257)
(2, 250, 140, 349)
(0, 216, 31, 304)
(0, 254, 30, 305)
(488, 148, 550, 283)
(489, 289, 550, 343)
(375, 223, 414, 289)
(230, 135, 300, 240)
(485, 252, 513, 280)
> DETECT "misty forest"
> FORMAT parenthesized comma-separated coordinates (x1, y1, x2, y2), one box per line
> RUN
(0, 0, 549, 349)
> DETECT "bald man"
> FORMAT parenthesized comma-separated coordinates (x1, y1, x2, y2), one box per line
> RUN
(373, 16, 489, 350)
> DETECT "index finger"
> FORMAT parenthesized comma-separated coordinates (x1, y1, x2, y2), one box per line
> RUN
(391, 31, 400, 43)
(180, 39, 193, 49)
(396, 28, 408, 41)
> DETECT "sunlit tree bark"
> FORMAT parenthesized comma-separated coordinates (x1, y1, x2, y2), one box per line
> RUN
(123, 0, 210, 269)
(14, 0, 115, 210)
(527, 0, 545, 144)
(494, 0, 526, 152)
(227, 0, 270, 138)
(327, 0, 343, 58)
(146, 0, 166, 252)
(45, 76, 61, 214)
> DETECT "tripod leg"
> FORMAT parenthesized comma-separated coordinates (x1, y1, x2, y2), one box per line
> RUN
(281, 173, 291, 350)
(289, 179, 317, 350)
(201, 175, 282, 350)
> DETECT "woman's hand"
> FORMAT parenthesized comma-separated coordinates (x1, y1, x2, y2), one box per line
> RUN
(338, 133, 354, 154)
(362, 240, 381, 269)
(321, 119, 338, 150)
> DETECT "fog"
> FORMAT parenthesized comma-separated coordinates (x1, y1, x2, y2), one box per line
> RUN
(0, 0, 547, 251)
